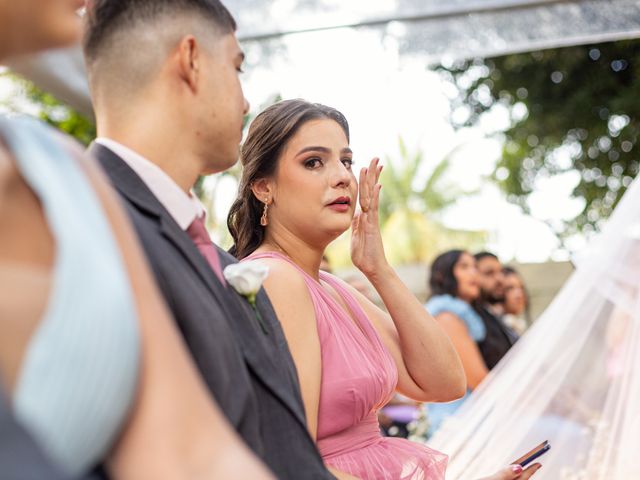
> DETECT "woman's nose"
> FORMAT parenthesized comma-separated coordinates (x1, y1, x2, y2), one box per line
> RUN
(332, 161, 352, 187)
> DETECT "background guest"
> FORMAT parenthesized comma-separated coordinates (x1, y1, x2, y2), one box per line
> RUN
(425, 249, 487, 434)
(501, 266, 530, 335)
(474, 251, 518, 369)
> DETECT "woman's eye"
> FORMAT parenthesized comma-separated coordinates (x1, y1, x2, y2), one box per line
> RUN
(304, 158, 322, 169)
(341, 158, 354, 169)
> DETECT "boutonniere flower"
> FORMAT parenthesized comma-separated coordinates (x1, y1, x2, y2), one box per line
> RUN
(223, 261, 270, 334)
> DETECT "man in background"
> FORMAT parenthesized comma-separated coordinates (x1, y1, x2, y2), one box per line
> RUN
(474, 252, 518, 369)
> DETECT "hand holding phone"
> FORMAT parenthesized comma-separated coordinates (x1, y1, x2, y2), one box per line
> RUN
(512, 440, 551, 468)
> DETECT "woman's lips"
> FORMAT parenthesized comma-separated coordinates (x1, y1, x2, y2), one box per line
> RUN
(327, 203, 351, 212)
(326, 197, 351, 212)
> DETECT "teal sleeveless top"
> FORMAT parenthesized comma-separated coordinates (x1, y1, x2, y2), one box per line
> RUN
(1, 117, 140, 476)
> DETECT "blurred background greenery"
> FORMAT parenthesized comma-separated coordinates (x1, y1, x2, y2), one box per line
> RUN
(4, 39, 639, 270)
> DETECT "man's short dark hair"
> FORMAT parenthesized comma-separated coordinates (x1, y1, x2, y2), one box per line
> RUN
(474, 251, 498, 263)
(83, 0, 236, 61)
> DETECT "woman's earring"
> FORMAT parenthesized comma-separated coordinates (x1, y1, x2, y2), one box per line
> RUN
(260, 200, 269, 226)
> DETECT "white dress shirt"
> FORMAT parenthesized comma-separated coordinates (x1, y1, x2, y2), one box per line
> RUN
(95, 137, 205, 230)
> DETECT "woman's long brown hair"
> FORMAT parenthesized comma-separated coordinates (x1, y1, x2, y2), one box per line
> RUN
(227, 99, 350, 259)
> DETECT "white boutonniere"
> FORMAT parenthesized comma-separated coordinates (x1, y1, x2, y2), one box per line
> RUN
(223, 261, 270, 334)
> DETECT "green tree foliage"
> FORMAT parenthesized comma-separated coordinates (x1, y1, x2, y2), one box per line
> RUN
(1, 72, 95, 145)
(438, 40, 640, 238)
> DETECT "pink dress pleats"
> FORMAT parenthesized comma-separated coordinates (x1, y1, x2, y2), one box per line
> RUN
(248, 252, 447, 480)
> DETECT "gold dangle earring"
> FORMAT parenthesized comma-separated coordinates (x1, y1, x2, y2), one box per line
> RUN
(260, 199, 269, 226)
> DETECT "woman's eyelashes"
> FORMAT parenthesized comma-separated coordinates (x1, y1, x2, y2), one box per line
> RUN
(304, 157, 323, 169)
(302, 156, 354, 170)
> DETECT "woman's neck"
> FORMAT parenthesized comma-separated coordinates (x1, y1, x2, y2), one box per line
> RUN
(259, 227, 326, 281)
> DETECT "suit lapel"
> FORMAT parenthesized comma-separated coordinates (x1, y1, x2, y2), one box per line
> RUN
(90, 142, 232, 308)
(256, 290, 303, 393)
(91, 143, 308, 431)
(218, 252, 308, 429)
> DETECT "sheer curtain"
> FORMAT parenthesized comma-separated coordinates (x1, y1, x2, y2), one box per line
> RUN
(428, 176, 640, 479)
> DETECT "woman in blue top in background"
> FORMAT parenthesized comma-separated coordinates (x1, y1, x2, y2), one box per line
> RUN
(425, 249, 489, 435)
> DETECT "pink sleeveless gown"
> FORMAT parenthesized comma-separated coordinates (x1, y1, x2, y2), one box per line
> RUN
(248, 252, 448, 479)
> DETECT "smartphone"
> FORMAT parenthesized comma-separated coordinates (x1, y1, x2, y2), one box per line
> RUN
(512, 440, 551, 467)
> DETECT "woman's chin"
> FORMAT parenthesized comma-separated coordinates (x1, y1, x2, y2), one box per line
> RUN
(331, 219, 352, 235)
(318, 223, 350, 242)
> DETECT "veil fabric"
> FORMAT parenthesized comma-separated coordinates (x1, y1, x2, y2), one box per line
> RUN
(427, 176, 640, 479)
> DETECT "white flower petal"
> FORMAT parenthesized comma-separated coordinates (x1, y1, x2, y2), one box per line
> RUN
(223, 260, 270, 296)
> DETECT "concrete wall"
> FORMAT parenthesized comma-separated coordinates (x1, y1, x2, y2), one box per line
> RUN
(335, 261, 574, 322)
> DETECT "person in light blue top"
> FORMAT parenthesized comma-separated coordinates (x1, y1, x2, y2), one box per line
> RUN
(424, 249, 489, 436)
(0, 113, 276, 479)
(1, 116, 140, 476)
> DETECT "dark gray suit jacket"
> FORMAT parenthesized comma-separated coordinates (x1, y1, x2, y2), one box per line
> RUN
(91, 143, 333, 480)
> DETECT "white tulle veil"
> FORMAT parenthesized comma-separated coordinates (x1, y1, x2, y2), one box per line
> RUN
(427, 176, 640, 479)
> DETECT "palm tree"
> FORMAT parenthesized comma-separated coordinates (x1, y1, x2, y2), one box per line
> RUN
(327, 137, 485, 267)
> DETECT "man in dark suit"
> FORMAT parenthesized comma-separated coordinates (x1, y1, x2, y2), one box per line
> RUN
(474, 252, 518, 369)
(82, 1, 333, 478)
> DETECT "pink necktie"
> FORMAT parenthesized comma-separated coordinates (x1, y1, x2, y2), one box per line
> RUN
(186, 215, 226, 286)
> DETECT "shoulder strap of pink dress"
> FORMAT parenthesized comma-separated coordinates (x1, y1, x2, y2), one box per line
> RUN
(245, 251, 323, 291)
(246, 251, 309, 275)
(246, 251, 388, 354)
(319, 271, 384, 349)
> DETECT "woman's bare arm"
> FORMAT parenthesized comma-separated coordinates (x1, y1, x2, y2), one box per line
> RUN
(338, 277, 466, 403)
(349, 159, 466, 403)
(434, 312, 489, 390)
(257, 258, 322, 440)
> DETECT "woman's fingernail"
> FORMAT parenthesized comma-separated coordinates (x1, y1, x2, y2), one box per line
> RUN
(511, 464, 523, 474)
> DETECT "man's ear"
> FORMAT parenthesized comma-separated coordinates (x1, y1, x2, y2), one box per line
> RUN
(176, 35, 199, 93)
(251, 178, 273, 204)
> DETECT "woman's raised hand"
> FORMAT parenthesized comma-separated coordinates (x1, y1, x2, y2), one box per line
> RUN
(350, 157, 387, 278)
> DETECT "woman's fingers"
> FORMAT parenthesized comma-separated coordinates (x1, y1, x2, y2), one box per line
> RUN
(359, 166, 369, 212)
(351, 212, 360, 237)
(371, 184, 382, 215)
(373, 161, 382, 186)
(357, 158, 382, 216)
(520, 464, 542, 479)
(359, 158, 381, 215)
(368, 158, 379, 193)
(484, 463, 541, 480)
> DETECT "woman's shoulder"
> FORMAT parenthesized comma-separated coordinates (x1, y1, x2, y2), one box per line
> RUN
(244, 252, 315, 312)
(425, 295, 486, 341)
(245, 252, 308, 285)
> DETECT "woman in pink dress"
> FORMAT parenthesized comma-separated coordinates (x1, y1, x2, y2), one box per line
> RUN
(228, 99, 540, 480)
